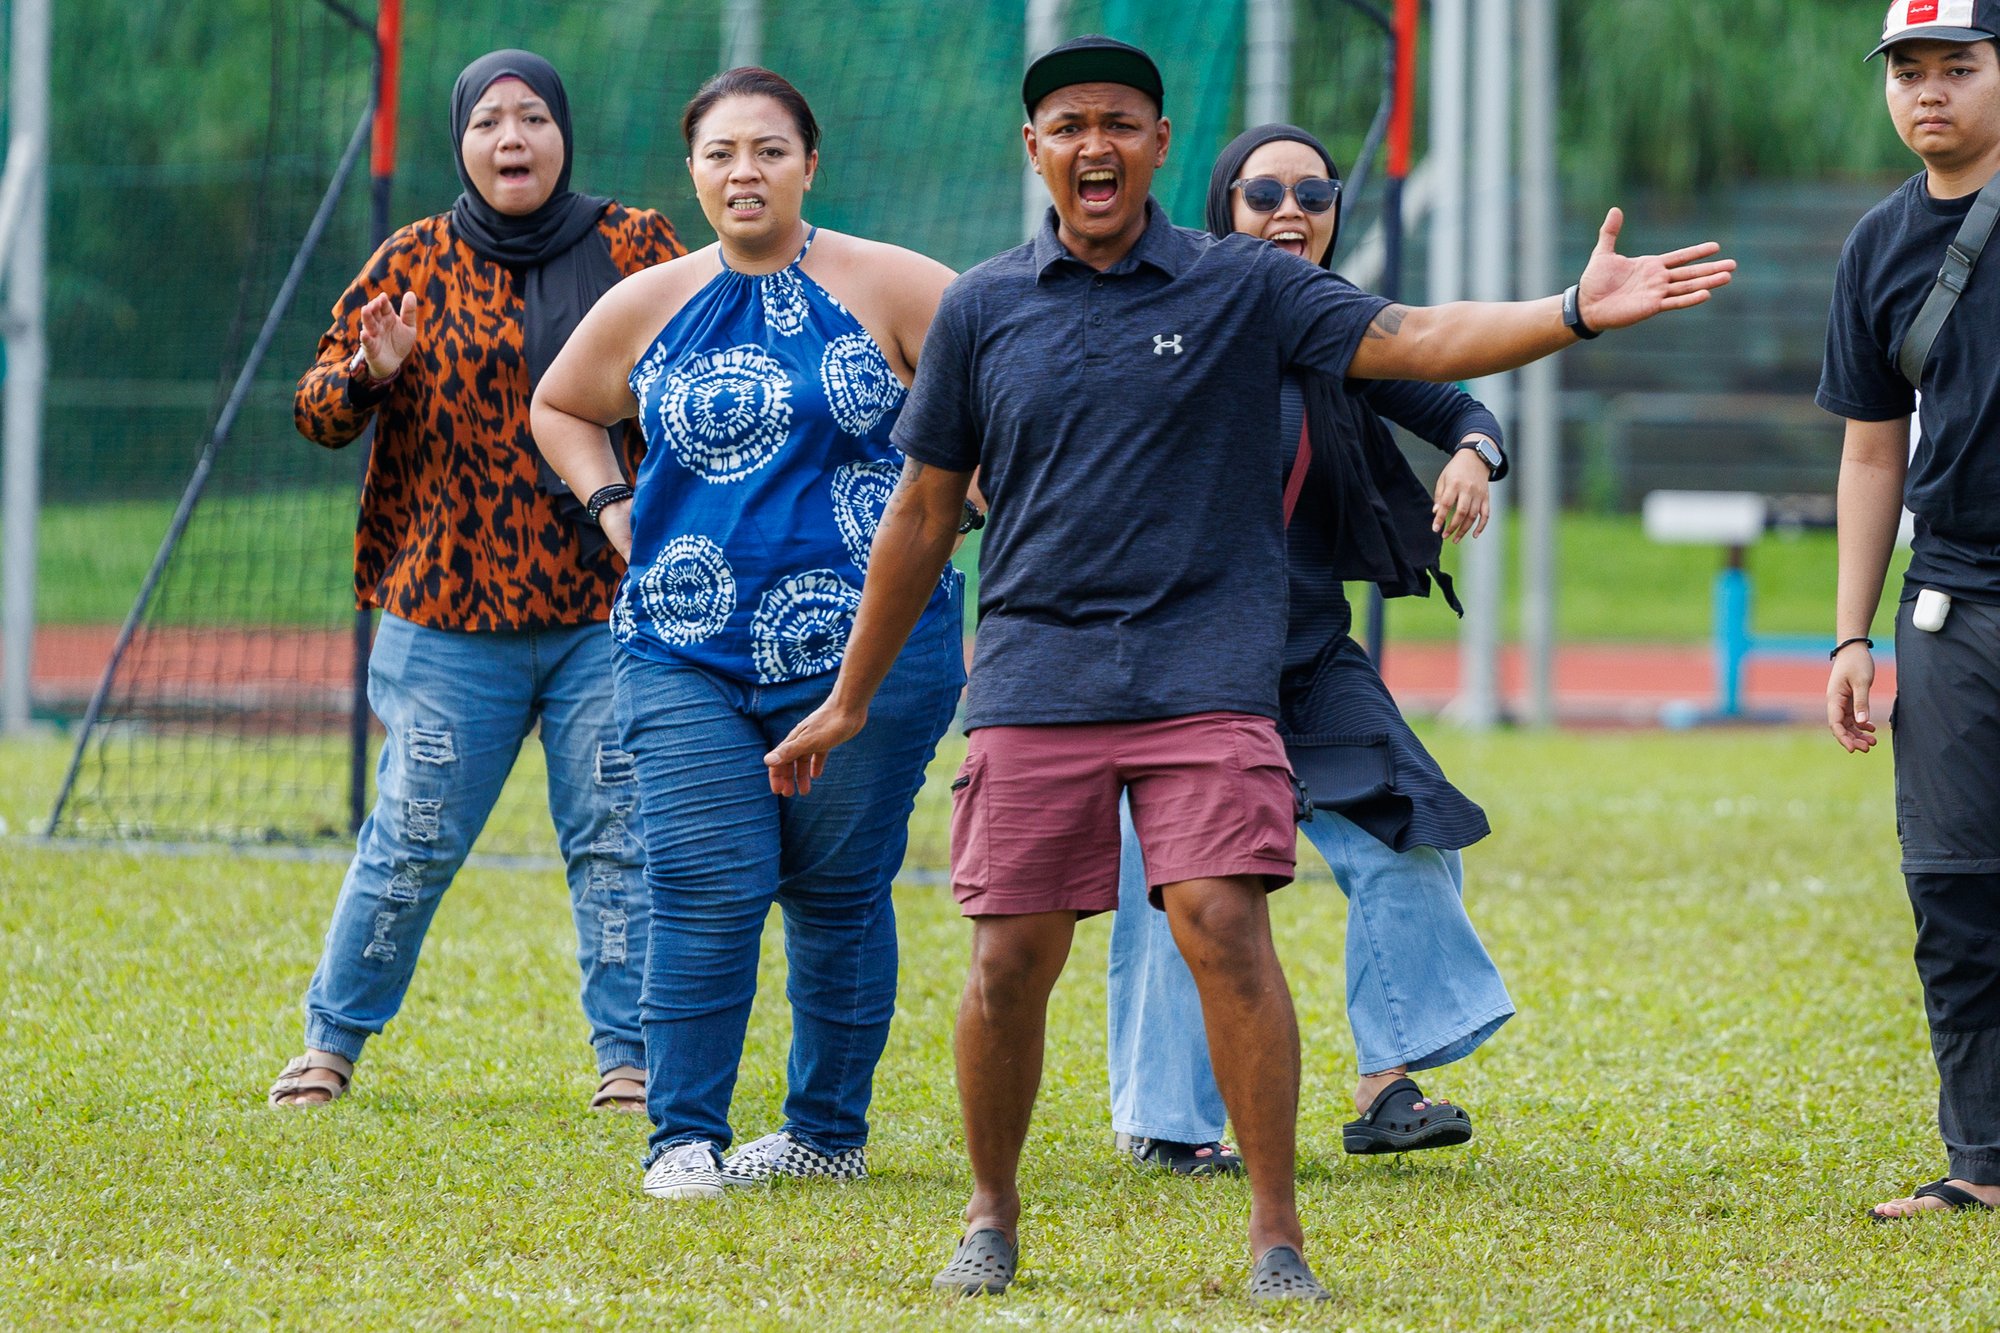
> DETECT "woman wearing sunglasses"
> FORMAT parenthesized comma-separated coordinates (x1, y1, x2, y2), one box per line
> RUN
(1105, 124, 1516, 1175)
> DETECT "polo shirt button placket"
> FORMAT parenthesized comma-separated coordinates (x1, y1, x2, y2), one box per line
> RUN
(1083, 272, 1102, 360)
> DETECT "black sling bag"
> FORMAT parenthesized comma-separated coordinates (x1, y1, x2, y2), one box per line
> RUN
(1899, 170, 2000, 388)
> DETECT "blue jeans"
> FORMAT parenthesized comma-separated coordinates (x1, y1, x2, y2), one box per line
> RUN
(304, 613, 649, 1075)
(1106, 799, 1515, 1142)
(618, 596, 964, 1161)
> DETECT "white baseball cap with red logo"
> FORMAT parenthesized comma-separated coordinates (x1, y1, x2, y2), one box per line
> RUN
(1870, 0, 2000, 58)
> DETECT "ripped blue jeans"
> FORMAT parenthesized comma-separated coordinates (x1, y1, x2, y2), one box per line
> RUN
(302, 612, 648, 1075)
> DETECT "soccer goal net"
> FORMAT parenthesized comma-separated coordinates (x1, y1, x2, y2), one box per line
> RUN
(46, 0, 1387, 855)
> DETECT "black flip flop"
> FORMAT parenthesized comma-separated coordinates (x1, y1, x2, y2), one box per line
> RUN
(1342, 1076, 1473, 1155)
(1869, 1177, 1996, 1222)
(931, 1228, 1017, 1295)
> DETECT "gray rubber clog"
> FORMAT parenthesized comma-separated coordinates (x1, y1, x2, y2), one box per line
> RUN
(1249, 1245, 1332, 1302)
(930, 1228, 1017, 1296)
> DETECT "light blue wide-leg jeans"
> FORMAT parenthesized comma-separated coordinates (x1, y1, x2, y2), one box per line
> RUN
(1105, 797, 1515, 1142)
(303, 613, 649, 1076)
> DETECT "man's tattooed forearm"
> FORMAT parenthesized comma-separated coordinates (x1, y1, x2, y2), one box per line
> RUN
(1363, 304, 1410, 340)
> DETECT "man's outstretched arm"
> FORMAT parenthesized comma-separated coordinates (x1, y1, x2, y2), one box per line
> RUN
(765, 456, 972, 795)
(1347, 208, 1736, 382)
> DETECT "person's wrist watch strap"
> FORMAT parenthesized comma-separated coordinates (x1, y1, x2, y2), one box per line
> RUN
(1452, 435, 1508, 482)
(1562, 283, 1600, 341)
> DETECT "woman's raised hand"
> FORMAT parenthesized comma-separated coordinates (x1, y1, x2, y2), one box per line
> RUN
(359, 291, 421, 379)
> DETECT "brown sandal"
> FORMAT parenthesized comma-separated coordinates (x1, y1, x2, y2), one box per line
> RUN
(590, 1065, 647, 1114)
(267, 1051, 354, 1108)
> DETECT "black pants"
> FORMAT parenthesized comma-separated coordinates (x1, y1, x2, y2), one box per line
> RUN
(1906, 872, 2000, 1183)
(1894, 597, 2000, 1183)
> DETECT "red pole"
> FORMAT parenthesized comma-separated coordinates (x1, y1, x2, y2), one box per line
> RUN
(1388, 0, 1419, 182)
(372, 0, 402, 180)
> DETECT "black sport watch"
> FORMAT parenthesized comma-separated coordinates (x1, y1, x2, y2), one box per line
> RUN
(1562, 283, 1601, 340)
(958, 500, 986, 535)
(1453, 434, 1505, 479)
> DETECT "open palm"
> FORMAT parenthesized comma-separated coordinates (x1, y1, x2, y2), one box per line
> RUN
(359, 291, 420, 378)
(1576, 208, 1735, 331)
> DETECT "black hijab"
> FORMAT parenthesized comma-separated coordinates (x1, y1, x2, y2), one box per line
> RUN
(1206, 123, 1343, 266)
(449, 50, 623, 545)
(1205, 123, 1456, 613)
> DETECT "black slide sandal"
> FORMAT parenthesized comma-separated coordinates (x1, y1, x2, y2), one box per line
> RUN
(1342, 1076, 1473, 1155)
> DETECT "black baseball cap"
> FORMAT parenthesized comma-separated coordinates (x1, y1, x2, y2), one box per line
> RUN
(1869, 0, 2000, 59)
(1022, 35, 1164, 117)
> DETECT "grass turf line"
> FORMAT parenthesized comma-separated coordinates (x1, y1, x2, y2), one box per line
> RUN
(2, 727, 1995, 1328)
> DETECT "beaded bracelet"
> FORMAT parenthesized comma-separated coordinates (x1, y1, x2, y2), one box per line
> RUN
(585, 483, 635, 524)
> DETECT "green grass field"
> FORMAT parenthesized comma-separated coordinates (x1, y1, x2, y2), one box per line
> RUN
(1, 724, 1993, 1329)
(25, 497, 1910, 642)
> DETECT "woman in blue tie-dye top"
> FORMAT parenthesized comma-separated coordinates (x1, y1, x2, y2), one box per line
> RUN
(533, 67, 967, 1202)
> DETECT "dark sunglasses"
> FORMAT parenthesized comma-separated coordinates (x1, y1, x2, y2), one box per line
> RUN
(1230, 175, 1340, 215)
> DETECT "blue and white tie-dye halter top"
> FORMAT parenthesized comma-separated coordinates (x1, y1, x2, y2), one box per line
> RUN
(617, 227, 951, 682)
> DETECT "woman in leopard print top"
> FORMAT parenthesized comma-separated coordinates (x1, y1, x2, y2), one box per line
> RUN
(294, 200, 679, 627)
(268, 50, 683, 1116)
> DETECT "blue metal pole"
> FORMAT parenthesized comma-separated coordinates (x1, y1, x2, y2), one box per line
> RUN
(1714, 552, 1750, 719)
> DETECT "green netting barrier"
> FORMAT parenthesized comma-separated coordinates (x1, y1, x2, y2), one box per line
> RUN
(42, 0, 1413, 853)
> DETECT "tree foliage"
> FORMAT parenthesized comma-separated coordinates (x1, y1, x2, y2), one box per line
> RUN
(1, 0, 1929, 501)
(1559, 0, 1911, 190)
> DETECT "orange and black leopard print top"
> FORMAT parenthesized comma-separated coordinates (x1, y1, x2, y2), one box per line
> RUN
(294, 203, 685, 631)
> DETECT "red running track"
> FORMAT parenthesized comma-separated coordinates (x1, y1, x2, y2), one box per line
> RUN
(13, 626, 1886, 728)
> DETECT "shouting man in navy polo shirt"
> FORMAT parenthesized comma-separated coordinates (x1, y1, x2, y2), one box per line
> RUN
(767, 36, 1734, 1302)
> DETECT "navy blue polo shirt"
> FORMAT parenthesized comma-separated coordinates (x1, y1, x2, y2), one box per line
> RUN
(894, 200, 1391, 729)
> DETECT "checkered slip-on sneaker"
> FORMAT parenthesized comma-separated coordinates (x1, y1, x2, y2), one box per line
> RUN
(720, 1130, 868, 1187)
(642, 1140, 725, 1200)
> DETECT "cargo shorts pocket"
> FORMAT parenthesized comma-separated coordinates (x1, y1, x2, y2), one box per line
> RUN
(948, 753, 990, 890)
(1223, 717, 1302, 861)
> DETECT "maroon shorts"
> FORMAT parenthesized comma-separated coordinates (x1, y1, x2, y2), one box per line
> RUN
(948, 711, 1298, 917)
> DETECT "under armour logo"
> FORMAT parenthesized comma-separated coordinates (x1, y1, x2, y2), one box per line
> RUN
(1153, 334, 1183, 356)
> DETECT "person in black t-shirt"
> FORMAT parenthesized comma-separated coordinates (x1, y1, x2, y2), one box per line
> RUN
(1818, 1, 2000, 1222)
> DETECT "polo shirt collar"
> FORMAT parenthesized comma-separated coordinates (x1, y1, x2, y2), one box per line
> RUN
(1032, 197, 1191, 281)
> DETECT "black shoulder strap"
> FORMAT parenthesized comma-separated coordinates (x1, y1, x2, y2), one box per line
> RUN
(1899, 170, 2000, 389)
